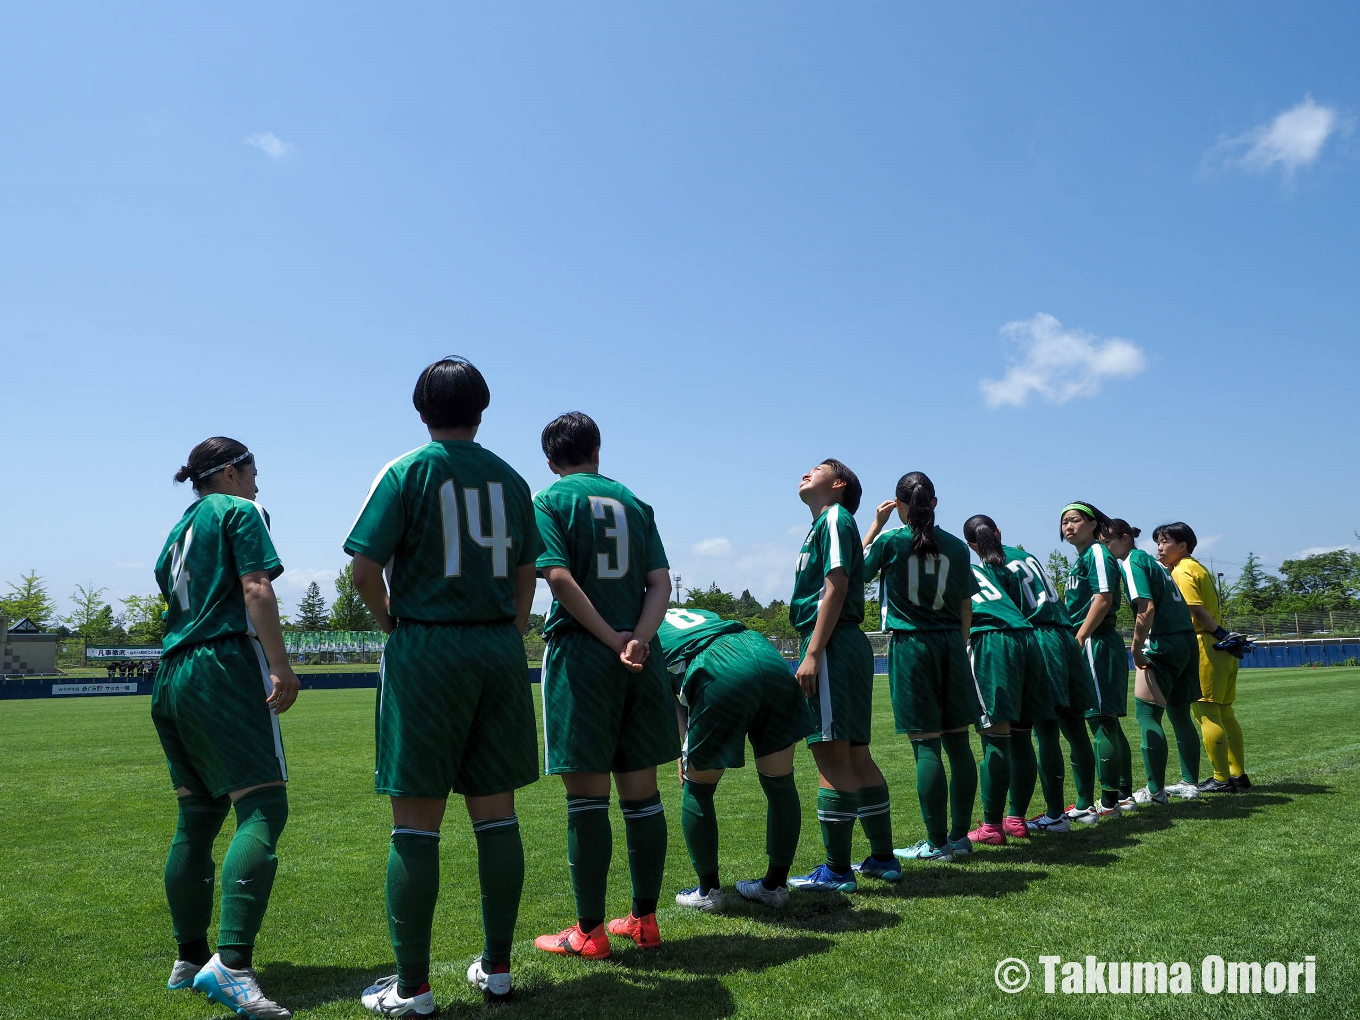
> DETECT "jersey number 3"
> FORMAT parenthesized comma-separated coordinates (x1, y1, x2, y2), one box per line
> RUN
(440, 481, 511, 578)
(590, 497, 630, 580)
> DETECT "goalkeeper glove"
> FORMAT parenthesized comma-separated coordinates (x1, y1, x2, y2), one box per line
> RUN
(1212, 630, 1254, 659)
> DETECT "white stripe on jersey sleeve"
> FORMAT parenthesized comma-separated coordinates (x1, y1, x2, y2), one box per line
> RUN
(1120, 556, 1141, 600)
(349, 447, 425, 533)
(1092, 545, 1110, 592)
(826, 504, 843, 570)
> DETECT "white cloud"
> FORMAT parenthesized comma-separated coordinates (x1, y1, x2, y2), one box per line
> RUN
(1207, 96, 1339, 179)
(979, 313, 1146, 409)
(245, 131, 297, 161)
(275, 567, 337, 594)
(1295, 543, 1360, 558)
(692, 537, 733, 557)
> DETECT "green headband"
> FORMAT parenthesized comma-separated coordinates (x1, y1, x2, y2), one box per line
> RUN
(1060, 502, 1095, 520)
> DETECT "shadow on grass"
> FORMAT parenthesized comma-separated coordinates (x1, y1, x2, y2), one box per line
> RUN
(620, 931, 832, 975)
(447, 969, 736, 1019)
(733, 899, 902, 935)
(251, 961, 402, 1010)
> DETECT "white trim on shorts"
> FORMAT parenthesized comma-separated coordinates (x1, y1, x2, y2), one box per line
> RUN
(250, 637, 288, 781)
(1084, 637, 1104, 714)
(818, 650, 833, 740)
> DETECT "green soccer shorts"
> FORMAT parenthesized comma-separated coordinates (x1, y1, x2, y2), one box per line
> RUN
(682, 629, 816, 771)
(969, 629, 1057, 728)
(801, 623, 875, 745)
(1080, 629, 1129, 718)
(376, 620, 539, 798)
(887, 628, 985, 734)
(1032, 623, 1100, 718)
(151, 635, 287, 799)
(541, 628, 681, 774)
(1140, 630, 1201, 707)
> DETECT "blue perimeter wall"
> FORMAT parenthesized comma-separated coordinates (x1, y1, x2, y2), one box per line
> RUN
(4, 642, 1357, 699)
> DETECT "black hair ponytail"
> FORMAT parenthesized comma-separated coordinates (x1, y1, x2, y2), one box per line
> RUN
(1058, 499, 1112, 541)
(963, 514, 1005, 567)
(1103, 518, 1141, 541)
(896, 471, 937, 557)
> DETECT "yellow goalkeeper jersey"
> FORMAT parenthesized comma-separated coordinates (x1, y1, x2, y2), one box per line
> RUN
(1171, 555, 1222, 633)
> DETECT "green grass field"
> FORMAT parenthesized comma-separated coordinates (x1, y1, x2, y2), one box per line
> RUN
(2, 668, 1357, 1019)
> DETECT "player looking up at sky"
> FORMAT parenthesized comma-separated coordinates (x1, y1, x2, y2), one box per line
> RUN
(345, 358, 542, 1011)
(961, 515, 1057, 846)
(1060, 502, 1131, 819)
(1103, 520, 1203, 806)
(989, 533, 1100, 833)
(153, 437, 298, 1020)
(532, 412, 678, 960)
(658, 607, 815, 912)
(863, 472, 987, 864)
(1155, 522, 1251, 793)
(785, 460, 900, 892)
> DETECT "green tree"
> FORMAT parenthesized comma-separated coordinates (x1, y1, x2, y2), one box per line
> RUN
(121, 593, 169, 645)
(685, 582, 737, 617)
(297, 580, 329, 629)
(330, 562, 375, 630)
(1046, 550, 1072, 600)
(65, 583, 117, 643)
(1277, 549, 1360, 610)
(1223, 552, 1283, 616)
(735, 589, 762, 617)
(0, 571, 59, 629)
(862, 599, 882, 632)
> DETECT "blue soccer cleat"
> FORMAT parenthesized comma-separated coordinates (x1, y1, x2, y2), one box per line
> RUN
(788, 863, 857, 892)
(895, 839, 955, 863)
(192, 953, 293, 1019)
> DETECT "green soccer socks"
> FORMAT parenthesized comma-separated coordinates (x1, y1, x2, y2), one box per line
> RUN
(1007, 727, 1039, 820)
(1032, 719, 1068, 819)
(1165, 701, 1201, 785)
(386, 826, 440, 994)
(816, 787, 858, 872)
(758, 771, 801, 887)
(219, 785, 289, 969)
(473, 815, 524, 968)
(680, 781, 720, 891)
(1136, 699, 1169, 794)
(164, 792, 230, 961)
(1060, 714, 1096, 810)
(941, 730, 977, 842)
(911, 738, 949, 849)
(566, 795, 611, 931)
(620, 793, 667, 918)
(978, 733, 1012, 826)
(856, 782, 894, 860)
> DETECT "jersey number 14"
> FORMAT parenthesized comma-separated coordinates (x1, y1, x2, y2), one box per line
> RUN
(439, 481, 511, 578)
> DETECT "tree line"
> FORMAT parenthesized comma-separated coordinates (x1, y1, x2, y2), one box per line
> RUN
(5, 541, 1360, 651)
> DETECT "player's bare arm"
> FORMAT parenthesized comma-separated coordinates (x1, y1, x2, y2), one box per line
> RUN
(541, 565, 635, 667)
(351, 553, 396, 634)
(797, 566, 848, 697)
(241, 570, 299, 714)
(622, 569, 672, 668)
(1131, 597, 1156, 669)
(1187, 603, 1218, 632)
(862, 499, 897, 548)
(1074, 591, 1114, 647)
(513, 563, 536, 635)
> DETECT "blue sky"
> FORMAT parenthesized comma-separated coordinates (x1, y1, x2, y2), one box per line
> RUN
(3, 3, 1357, 619)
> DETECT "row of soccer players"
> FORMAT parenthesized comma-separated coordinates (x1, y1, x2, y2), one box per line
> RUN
(147, 356, 1249, 1019)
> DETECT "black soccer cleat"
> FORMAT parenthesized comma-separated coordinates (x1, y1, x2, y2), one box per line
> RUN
(1233, 774, 1252, 790)
(1197, 777, 1237, 794)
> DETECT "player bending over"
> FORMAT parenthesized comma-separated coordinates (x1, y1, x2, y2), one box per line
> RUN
(533, 412, 679, 959)
(346, 358, 542, 1011)
(786, 460, 901, 892)
(1059, 502, 1134, 819)
(864, 472, 988, 863)
(991, 534, 1100, 833)
(961, 516, 1058, 845)
(660, 607, 816, 911)
(1104, 520, 1202, 805)
(154, 438, 299, 1020)
(1155, 522, 1251, 793)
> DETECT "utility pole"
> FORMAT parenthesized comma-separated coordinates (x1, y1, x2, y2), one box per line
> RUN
(673, 573, 682, 608)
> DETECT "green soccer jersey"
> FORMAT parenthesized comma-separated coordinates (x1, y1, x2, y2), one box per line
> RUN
(969, 562, 1033, 633)
(1120, 547, 1195, 637)
(534, 472, 669, 637)
(790, 504, 865, 635)
(864, 525, 978, 631)
(1064, 542, 1121, 634)
(156, 494, 283, 656)
(657, 607, 746, 668)
(344, 441, 542, 623)
(1001, 544, 1072, 627)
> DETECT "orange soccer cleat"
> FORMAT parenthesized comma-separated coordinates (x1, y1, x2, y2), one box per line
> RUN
(533, 923, 611, 960)
(606, 912, 661, 949)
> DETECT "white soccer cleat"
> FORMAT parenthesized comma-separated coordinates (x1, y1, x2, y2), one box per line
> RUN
(675, 885, 727, 913)
(192, 954, 293, 1019)
(1133, 786, 1170, 806)
(1065, 805, 1100, 825)
(1117, 796, 1138, 812)
(734, 878, 790, 908)
(361, 974, 436, 1016)
(167, 958, 205, 990)
(1025, 813, 1072, 834)
(1096, 801, 1123, 820)
(467, 957, 511, 1001)
(1164, 781, 1201, 800)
